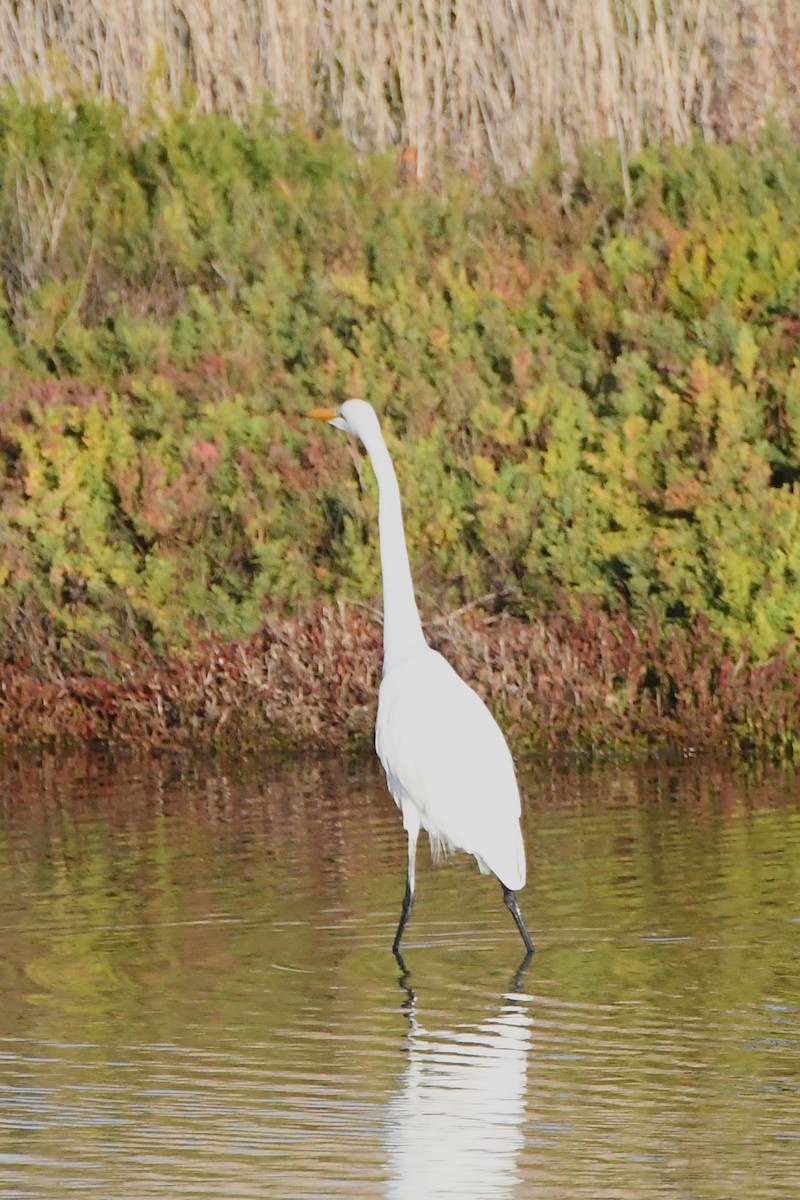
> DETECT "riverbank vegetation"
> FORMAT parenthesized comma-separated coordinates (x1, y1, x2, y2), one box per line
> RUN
(1, 95, 800, 755)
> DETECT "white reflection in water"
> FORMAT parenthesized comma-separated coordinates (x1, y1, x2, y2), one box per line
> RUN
(385, 971, 532, 1199)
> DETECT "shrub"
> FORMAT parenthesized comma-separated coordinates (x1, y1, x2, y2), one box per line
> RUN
(1, 99, 799, 752)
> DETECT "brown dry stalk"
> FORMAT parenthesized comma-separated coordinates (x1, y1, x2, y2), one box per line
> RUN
(1, 607, 798, 755)
(1, 1, 799, 179)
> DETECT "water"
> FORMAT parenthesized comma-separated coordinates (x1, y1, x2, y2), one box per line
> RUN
(0, 752, 798, 1198)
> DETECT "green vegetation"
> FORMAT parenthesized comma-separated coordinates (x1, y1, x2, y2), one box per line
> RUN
(2, 96, 800, 752)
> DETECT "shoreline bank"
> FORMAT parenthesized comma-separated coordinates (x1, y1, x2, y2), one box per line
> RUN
(2, 608, 796, 759)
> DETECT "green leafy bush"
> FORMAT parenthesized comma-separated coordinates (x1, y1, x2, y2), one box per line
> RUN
(1, 96, 800, 724)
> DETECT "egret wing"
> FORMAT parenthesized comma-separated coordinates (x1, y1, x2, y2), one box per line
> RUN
(376, 649, 525, 890)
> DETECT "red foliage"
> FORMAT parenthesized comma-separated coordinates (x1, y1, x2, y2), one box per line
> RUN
(1, 606, 798, 757)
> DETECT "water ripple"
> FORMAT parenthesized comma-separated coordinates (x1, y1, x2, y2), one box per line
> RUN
(0, 753, 798, 1198)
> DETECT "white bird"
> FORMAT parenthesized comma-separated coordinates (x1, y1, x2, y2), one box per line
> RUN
(309, 400, 534, 957)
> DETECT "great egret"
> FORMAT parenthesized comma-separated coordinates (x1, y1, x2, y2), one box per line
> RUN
(309, 400, 534, 957)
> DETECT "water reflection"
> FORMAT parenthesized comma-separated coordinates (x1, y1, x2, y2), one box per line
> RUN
(386, 958, 533, 1198)
(0, 751, 798, 1198)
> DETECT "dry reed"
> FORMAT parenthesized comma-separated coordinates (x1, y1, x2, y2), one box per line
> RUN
(1, 1, 799, 180)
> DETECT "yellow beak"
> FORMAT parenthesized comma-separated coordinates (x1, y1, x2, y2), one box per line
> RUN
(307, 407, 337, 421)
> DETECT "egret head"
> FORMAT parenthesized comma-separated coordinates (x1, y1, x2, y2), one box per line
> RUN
(308, 399, 381, 444)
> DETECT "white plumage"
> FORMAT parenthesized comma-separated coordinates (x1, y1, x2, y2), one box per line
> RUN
(310, 399, 534, 956)
(377, 648, 525, 890)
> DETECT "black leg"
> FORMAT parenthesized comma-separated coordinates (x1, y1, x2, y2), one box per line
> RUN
(502, 884, 535, 955)
(392, 821, 419, 955)
(392, 878, 415, 954)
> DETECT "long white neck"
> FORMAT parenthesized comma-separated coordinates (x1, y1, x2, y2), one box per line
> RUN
(359, 424, 427, 672)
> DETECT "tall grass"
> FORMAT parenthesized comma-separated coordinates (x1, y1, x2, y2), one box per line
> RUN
(2, 1, 799, 180)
